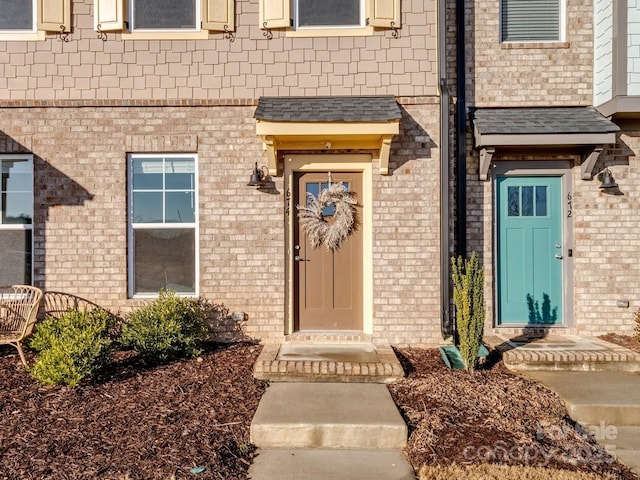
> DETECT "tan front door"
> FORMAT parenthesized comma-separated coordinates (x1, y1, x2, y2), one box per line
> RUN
(294, 171, 363, 330)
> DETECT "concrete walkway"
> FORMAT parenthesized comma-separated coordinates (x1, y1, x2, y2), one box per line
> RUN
(248, 383, 415, 480)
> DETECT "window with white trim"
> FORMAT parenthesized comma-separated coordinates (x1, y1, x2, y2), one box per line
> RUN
(500, 0, 562, 42)
(0, 0, 71, 39)
(0, 156, 33, 286)
(130, 0, 199, 31)
(128, 154, 198, 297)
(294, 0, 365, 29)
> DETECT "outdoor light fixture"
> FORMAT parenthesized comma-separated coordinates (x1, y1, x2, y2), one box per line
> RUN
(247, 162, 268, 187)
(599, 168, 618, 189)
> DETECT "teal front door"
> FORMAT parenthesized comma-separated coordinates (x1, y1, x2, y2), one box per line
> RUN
(497, 176, 563, 325)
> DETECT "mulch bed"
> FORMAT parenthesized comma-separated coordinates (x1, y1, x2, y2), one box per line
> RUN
(0, 342, 266, 480)
(389, 348, 639, 480)
(599, 333, 640, 354)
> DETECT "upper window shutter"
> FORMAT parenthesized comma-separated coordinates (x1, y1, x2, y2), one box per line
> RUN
(202, 0, 234, 31)
(369, 0, 400, 28)
(38, 0, 71, 32)
(501, 0, 560, 41)
(94, 0, 125, 32)
(259, 0, 291, 29)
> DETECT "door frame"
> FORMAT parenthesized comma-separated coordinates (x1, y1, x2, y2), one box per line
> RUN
(492, 161, 574, 328)
(283, 154, 373, 335)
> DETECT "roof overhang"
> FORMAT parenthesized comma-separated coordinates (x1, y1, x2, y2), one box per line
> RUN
(596, 95, 640, 119)
(471, 107, 620, 181)
(254, 96, 401, 175)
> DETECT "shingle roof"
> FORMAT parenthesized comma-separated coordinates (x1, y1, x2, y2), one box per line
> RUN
(471, 107, 619, 135)
(254, 96, 402, 122)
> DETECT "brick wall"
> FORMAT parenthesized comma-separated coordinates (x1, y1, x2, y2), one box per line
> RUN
(0, 0, 438, 101)
(0, 99, 443, 345)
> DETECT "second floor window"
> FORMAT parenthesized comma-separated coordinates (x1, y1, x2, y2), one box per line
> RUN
(131, 0, 199, 30)
(295, 0, 364, 29)
(500, 0, 562, 42)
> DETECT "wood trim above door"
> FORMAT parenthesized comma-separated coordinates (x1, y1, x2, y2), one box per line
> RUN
(284, 154, 373, 335)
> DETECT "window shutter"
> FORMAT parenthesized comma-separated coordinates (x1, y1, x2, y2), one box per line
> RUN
(259, 0, 290, 29)
(202, 0, 234, 31)
(369, 0, 400, 28)
(94, 0, 125, 32)
(38, 0, 71, 32)
(501, 0, 559, 41)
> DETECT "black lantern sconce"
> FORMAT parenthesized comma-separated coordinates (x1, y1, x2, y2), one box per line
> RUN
(599, 168, 618, 190)
(247, 162, 269, 187)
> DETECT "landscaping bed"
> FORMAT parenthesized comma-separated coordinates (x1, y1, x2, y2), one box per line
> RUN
(389, 347, 639, 480)
(0, 342, 266, 480)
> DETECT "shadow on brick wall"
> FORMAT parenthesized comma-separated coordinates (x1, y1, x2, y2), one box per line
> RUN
(387, 107, 437, 174)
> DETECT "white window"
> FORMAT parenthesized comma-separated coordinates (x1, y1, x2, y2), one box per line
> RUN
(0, 0, 71, 39)
(0, 156, 33, 286)
(294, 0, 365, 29)
(130, 0, 199, 31)
(500, 0, 563, 42)
(128, 154, 198, 297)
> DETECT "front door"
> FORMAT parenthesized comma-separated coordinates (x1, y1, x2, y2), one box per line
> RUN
(497, 176, 563, 325)
(294, 171, 363, 330)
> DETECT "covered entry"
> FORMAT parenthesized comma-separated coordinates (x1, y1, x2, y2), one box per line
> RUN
(471, 107, 619, 326)
(254, 96, 400, 334)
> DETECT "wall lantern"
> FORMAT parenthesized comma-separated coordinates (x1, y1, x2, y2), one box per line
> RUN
(599, 168, 618, 190)
(247, 162, 269, 187)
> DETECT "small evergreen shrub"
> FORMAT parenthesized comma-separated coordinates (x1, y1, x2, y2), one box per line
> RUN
(121, 290, 209, 364)
(29, 309, 116, 387)
(451, 251, 485, 371)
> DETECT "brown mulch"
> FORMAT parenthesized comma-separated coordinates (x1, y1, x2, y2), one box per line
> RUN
(389, 348, 640, 480)
(599, 333, 640, 354)
(0, 342, 267, 480)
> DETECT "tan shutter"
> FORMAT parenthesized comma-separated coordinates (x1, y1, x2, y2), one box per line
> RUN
(369, 0, 400, 28)
(259, 0, 290, 29)
(94, 0, 125, 31)
(202, 0, 234, 31)
(38, 0, 71, 32)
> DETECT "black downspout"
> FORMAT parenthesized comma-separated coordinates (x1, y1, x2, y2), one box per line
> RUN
(438, 0, 452, 338)
(455, 0, 467, 260)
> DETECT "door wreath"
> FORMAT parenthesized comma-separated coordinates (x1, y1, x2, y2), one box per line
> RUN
(297, 183, 358, 251)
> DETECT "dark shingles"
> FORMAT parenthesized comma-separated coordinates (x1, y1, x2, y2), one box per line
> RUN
(472, 107, 619, 135)
(254, 96, 401, 122)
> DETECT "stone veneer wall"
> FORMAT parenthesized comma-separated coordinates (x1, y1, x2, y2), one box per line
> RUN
(0, 97, 443, 346)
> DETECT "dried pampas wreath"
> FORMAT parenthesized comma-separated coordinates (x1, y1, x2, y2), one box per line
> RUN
(297, 183, 358, 251)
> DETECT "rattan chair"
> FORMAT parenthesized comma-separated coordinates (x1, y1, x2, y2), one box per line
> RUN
(0, 285, 43, 366)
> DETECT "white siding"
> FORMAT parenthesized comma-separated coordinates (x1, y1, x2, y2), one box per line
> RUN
(594, 0, 613, 105)
(628, 0, 640, 95)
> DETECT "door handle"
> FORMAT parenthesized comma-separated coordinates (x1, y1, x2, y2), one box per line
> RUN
(294, 255, 308, 262)
(555, 253, 563, 259)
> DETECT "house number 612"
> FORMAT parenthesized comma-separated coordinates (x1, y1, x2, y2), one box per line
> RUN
(567, 192, 572, 218)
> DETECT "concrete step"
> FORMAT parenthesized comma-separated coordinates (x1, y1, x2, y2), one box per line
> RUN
(253, 343, 405, 383)
(615, 450, 640, 475)
(248, 449, 416, 480)
(250, 383, 407, 449)
(522, 371, 640, 426)
(615, 427, 640, 450)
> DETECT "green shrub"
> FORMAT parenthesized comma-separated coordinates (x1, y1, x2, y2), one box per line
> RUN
(451, 251, 485, 371)
(29, 309, 116, 387)
(121, 290, 209, 364)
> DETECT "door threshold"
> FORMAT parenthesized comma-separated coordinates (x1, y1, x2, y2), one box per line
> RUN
(286, 331, 372, 344)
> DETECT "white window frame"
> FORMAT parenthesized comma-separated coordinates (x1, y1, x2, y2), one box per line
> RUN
(127, 153, 199, 298)
(0, 154, 34, 285)
(293, 0, 366, 30)
(499, 0, 566, 43)
(128, 0, 202, 32)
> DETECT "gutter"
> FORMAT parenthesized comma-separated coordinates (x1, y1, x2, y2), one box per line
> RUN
(437, 0, 453, 338)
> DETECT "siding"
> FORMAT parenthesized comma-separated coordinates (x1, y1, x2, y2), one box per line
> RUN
(593, 0, 613, 105)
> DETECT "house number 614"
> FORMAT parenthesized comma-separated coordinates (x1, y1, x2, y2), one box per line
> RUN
(567, 192, 572, 218)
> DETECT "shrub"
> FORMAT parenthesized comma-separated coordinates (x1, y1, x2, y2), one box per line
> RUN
(121, 290, 209, 364)
(29, 309, 116, 387)
(451, 251, 485, 371)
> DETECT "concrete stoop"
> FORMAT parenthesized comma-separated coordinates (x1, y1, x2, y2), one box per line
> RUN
(248, 383, 415, 480)
(487, 335, 640, 372)
(523, 371, 640, 475)
(253, 343, 405, 383)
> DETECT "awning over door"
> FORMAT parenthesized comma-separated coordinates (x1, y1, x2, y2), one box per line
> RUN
(254, 96, 401, 175)
(471, 107, 620, 180)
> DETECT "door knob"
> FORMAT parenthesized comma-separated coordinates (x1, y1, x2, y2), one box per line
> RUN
(555, 253, 563, 259)
(294, 255, 308, 262)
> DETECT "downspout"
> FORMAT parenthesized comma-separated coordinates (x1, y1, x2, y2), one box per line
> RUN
(438, 0, 453, 338)
(455, 0, 467, 259)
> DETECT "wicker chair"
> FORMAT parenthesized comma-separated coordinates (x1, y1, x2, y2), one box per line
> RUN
(0, 285, 43, 366)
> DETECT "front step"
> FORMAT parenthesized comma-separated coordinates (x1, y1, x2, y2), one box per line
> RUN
(248, 449, 415, 480)
(250, 383, 408, 449)
(253, 343, 405, 383)
(488, 335, 640, 372)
